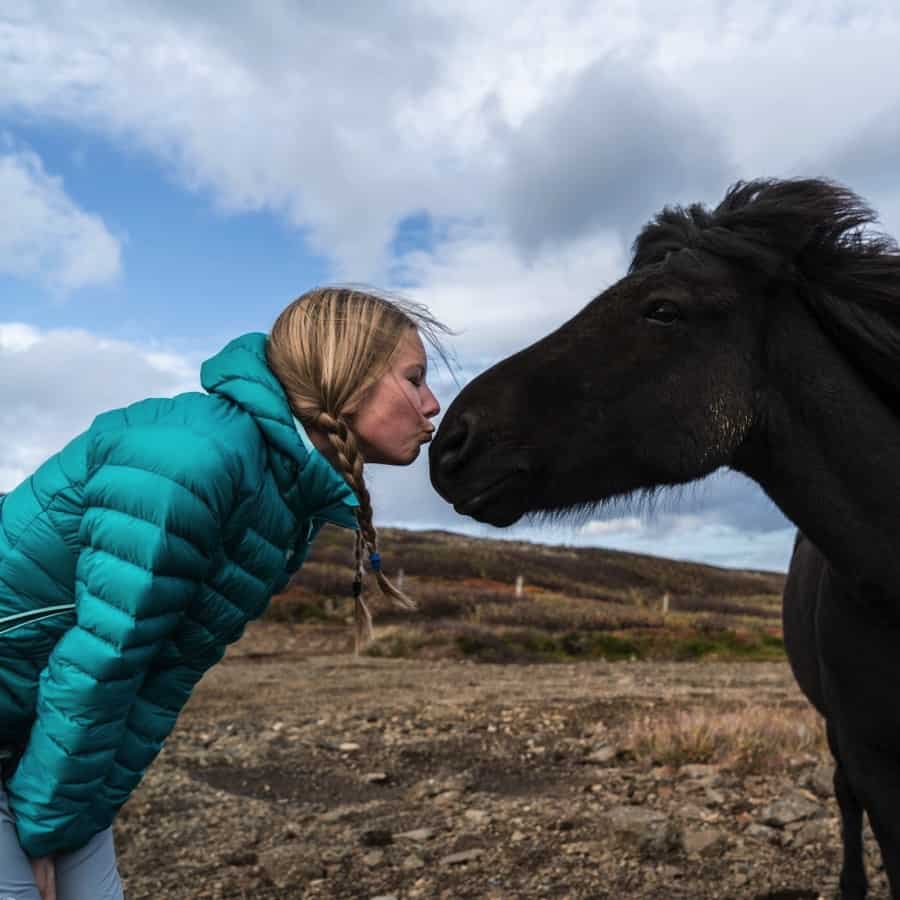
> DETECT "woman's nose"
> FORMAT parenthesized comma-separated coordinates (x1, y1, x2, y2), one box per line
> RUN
(423, 387, 440, 418)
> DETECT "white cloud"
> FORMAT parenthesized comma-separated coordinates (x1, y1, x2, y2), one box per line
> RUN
(1, 2, 460, 278)
(0, 323, 198, 490)
(0, 144, 121, 291)
(580, 516, 643, 536)
(394, 221, 627, 362)
(666, 6, 900, 178)
(573, 519, 796, 572)
(0, 322, 41, 351)
(495, 58, 730, 255)
(3, 3, 891, 571)
(8, 2, 900, 286)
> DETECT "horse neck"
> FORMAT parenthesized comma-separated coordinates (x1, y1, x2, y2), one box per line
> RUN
(735, 296, 900, 589)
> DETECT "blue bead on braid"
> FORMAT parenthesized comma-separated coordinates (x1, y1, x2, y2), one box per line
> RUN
(369, 552, 381, 572)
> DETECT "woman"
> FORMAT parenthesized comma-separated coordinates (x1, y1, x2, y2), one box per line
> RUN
(0, 287, 445, 899)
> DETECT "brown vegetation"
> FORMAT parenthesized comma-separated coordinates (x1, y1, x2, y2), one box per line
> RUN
(266, 526, 787, 664)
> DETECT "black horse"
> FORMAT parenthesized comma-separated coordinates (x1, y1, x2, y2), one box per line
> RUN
(430, 178, 900, 899)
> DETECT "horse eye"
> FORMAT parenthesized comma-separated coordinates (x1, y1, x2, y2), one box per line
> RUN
(645, 300, 681, 325)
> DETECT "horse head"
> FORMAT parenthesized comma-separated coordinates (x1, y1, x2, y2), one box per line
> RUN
(430, 178, 899, 527)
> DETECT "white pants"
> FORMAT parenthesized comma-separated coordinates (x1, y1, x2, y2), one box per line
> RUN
(0, 783, 123, 900)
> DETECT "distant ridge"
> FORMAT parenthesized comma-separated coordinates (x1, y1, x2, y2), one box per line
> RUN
(308, 525, 786, 604)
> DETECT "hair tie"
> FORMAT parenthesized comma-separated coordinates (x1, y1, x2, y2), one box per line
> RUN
(368, 552, 381, 572)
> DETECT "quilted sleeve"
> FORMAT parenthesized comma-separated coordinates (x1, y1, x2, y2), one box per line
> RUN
(5, 425, 239, 858)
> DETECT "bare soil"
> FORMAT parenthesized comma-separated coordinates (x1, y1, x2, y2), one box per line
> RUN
(115, 622, 889, 899)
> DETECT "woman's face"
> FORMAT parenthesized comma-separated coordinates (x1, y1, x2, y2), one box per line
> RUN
(350, 328, 441, 465)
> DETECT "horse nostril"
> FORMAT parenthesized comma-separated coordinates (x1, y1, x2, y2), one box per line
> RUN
(438, 410, 481, 473)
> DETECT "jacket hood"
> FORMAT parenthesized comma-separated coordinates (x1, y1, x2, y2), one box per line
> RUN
(200, 332, 358, 527)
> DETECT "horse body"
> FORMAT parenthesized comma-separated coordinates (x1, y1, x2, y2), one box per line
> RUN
(431, 178, 900, 898)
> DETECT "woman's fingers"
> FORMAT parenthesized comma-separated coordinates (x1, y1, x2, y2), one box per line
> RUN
(30, 855, 56, 900)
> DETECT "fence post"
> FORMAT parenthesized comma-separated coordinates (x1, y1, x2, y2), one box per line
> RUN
(397, 568, 404, 590)
(662, 592, 670, 616)
(515, 575, 524, 598)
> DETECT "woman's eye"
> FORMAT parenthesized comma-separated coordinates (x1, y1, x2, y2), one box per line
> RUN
(645, 300, 681, 325)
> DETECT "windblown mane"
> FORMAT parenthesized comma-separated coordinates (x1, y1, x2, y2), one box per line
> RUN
(631, 177, 900, 403)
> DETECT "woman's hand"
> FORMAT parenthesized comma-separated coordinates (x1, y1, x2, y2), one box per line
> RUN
(30, 855, 56, 900)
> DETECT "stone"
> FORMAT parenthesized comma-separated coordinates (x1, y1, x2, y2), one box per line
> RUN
(402, 854, 425, 870)
(679, 764, 720, 780)
(584, 745, 617, 764)
(596, 805, 680, 858)
(394, 828, 434, 844)
(745, 823, 779, 843)
(363, 772, 390, 784)
(362, 849, 385, 866)
(791, 818, 833, 848)
(681, 828, 727, 857)
(321, 806, 354, 823)
(441, 849, 484, 865)
(464, 809, 491, 825)
(804, 764, 834, 799)
(658, 864, 682, 879)
(396, 828, 435, 843)
(339, 742, 361, 752)
(760, 794, 824, 828)
(675, 803, 708, 821)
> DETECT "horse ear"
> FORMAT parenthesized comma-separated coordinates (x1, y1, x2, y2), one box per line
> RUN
(630, 207, 703, 271)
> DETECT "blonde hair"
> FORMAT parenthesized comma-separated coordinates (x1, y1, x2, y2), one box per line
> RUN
(266, 286, 449, 651)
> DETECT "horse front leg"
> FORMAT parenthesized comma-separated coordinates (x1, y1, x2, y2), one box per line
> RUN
(827, 721, 868, 899)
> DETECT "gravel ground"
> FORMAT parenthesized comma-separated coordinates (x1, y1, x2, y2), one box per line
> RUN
(114, 622, 889, 899)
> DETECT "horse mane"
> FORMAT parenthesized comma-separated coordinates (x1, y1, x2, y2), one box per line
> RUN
(630, 178, 900, 403)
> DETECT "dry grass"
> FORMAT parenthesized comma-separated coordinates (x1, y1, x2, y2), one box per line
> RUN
(668, 593, 781, 620)
(624, 704, 827, 774)
(470, 591, 664, 632)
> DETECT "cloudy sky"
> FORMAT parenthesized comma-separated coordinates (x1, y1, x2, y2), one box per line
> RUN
(3, 1, 899, 573)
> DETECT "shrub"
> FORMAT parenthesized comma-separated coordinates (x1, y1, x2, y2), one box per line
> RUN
(624, 704, 827, 774)
(264, 591, 337, 624)
(672, 628, 784, 661)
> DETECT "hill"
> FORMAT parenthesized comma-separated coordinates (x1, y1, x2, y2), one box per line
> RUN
(267, 527, 788, 663)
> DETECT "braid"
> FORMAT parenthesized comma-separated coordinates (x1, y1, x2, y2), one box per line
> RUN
(316, 412, 364, 494)
(314, 410, 416, 652)
(352, 530, 371, 653)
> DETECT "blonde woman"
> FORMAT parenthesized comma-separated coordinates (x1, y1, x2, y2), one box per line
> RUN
(0, 288, 445, 900)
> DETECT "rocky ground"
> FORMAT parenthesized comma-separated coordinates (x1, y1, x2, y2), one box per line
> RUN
(115, 622, 889, 899)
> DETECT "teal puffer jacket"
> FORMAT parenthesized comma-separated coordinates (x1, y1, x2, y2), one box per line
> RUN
(0, 333, 358, 857)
